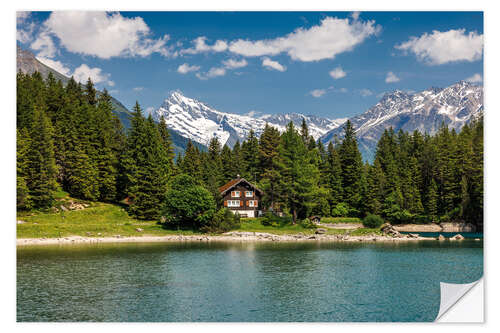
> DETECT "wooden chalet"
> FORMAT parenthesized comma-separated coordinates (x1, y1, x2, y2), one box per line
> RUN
(219, 176, 263, 218)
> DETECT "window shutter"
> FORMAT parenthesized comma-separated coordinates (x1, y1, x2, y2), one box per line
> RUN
(224, 200, 228, 207)
(255, 200, 258, 207)
(246, 201, 250, 207)
(240, 200, 243, 207)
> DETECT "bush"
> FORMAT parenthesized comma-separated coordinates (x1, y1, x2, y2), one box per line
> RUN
(363, 214, 384, 228)
(299, 218, 317, 229)
(200, 208, 241, 233)
(261, 212, 292, 227)
(161, 174, 216, 230)
(331, 202, 350, 217)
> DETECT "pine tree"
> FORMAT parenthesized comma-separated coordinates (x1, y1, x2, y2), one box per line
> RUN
(181, 140, 202, 180)
(241, 129, 260, 182)
(221, 144, 235, 182)
(95, 89, 119, 201)
(157, 115, 175, 170)
(326, 142, 343, 211)
(27, 107, 58, 208)
(280, 122, 319, 223)
(17, 128, 32, 210)
(129, 116, 170, 219)
(258, 124, 283, 211)
(338, 120, 363, 214)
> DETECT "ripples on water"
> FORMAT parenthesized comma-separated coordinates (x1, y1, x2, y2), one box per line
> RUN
(17, 240, 483, 322)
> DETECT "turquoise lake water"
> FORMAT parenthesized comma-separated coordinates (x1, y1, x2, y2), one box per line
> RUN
(17, 240, 483, 322)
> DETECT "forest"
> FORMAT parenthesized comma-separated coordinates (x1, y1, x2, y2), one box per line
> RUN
(16, 72, 484, 230)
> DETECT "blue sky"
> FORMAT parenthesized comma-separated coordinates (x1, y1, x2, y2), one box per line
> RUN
(16, 11, 483, 120)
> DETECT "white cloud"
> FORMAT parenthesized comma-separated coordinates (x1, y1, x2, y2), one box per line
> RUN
(385, 71, 400, 83)
(466, 73, 483, 83)
(351, 11, 361, 21)
(339, 87, 348, 93)
(16, 12, 34, 43)
(329, 66, 346, 79)
(310, 89, 326, 98)
(182, 36, 228, 54)
(36, 56, 72, 76)
(262, 57, 286, 72)
(360, 89, 373, 97)
(145, 107, 155, 116)
(30, 29, 57, 57)
(133, 87, 144, 92)
(196, 67, 226, 80)
(177, 63, 200, 74)
(222, 58, 248, 69)
(72, 64, 114, 86)
(228, 17, 380, 62)
(395, 29, 483, 65)
(34, 11, 173, 59)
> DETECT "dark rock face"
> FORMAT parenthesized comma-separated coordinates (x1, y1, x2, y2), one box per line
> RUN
(321, 81, 483, 161)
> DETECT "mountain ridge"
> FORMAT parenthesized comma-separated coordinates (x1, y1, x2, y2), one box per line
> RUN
(320, 80, 483, 160)
(152, 90, 347, 147)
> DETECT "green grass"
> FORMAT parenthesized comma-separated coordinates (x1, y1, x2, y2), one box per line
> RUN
(17, 202, 378, 239)
(238, 218, 318, 235)
(319, 217, 362, 224)
(17, 202, 201, 239)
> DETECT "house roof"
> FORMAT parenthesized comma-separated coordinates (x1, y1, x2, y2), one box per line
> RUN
(219, 178, 263, 195)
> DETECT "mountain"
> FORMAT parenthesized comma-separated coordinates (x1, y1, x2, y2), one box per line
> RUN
(16, 46, 203, 156)
(17, 46, 132, 127)
(320, 81, 483, 161)
(152, 91, 346, 147)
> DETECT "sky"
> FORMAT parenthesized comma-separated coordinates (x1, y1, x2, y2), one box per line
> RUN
(16, 11, 483, 120)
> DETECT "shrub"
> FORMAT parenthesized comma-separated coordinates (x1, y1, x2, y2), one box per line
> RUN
(363, 214, 384, 228)
(161, 174, 216, 230)
(331, 202, 350, 217)
(299, 218, 317, 229)
(200, 208, 241, 233)
(261, 212, 292, 227)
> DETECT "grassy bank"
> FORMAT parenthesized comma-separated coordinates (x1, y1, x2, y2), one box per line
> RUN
(17, 202, 380, 239)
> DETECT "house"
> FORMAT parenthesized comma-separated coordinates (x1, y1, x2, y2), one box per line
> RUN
(219, 176, 263, 218)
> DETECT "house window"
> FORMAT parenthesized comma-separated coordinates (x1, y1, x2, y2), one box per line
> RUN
(248, 200, 258, 207)
(231, 191, 240, 198)
(245, 191, 253, 197)
(227, 200, 240, 207)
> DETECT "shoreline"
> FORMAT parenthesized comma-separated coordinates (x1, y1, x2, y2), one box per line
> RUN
(16, 231, 448, 246)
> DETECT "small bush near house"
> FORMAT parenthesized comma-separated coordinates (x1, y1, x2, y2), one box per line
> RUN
(261, 212, 292, 227)
(299, 218, 317, 229)
(200, 208, 241, 233)
(363, 214, 384, 228)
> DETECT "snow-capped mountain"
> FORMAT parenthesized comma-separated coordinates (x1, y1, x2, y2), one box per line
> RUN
(320, 81, 483, 160)
(152, 91, 346, 147)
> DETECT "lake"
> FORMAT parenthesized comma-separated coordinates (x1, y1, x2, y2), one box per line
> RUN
(17, 240, 483, 322)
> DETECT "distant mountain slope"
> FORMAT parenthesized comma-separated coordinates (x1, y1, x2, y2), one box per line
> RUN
(320, 81, 483, 161)
(152, 91, 346, 147)
(16, 46, 200, 156)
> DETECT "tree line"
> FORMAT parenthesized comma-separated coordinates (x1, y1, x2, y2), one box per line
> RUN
(17, 72, 483, 229)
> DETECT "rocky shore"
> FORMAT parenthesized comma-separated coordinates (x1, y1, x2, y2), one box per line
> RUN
(16, 231, 437, 246)
(393, 222, 477, 232)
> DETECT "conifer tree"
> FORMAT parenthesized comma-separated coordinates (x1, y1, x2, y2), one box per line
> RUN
(180, 140, 202, 180)
(326, 141, 343, 210)
(17, 128, 32, 210)
(258, 124, 283, 211)
(280, 122, 319, 223)
(338, 120, 363, 214)
(241, 130, 260, 182)
(27, 107, 58, 208)
(221, 144, 235, 182)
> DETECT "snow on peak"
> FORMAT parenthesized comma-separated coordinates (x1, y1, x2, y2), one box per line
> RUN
(152, 91, 345, 147)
